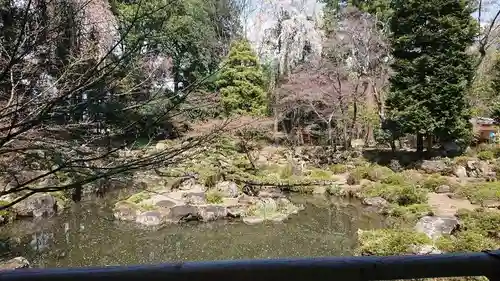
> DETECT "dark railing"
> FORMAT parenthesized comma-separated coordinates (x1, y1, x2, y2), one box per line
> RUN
(1, 251, 500, 281)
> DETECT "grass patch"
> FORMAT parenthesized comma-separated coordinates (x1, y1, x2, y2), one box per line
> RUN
(329, 164, 348, 174)
(453, 156, 472, 166)
(356, 229, 431, 256)
(456, 182, 500, 205)
(127, 192, 152, 204)
(361, 183, 428, 206)
(206, 190, 223, 204)
(307, 168, 337, 180)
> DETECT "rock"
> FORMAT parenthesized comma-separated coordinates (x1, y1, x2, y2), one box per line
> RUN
(136, 211, 163, 226)
(113, 201, 138, 221)
(453, 166, 468, 178)
(198, 205, 227, 222)
(215, 181, 239, 198)
(238, 194, 257, 205)
(221, 197, 239, 207)
(179, 178, 197, 190)
(227, 207, 245, 218)
(413, 244, 443, 255)
(184, 194, 206, 205)
(13, 193, 57, 218)
(312, 186, 326, 194)
(155, 142, 168, 150)
(481, 200, 500, 208)
(243, 217, 265, 225)
(415, 216, 460, 240)
(435, 185, 451, 194)
(153, 197, 179, 208)
(351, 139, 365, 148)
(255, 198, 278, 213)
(362, 197, 389, 208)
(168, 205, 199, 222)
(257, 187, 285, 198)
(420, 160, 449, 174)
(442, 141, 462, 155)
(0, 257, 30, 271)
(269, 213, 289, 223)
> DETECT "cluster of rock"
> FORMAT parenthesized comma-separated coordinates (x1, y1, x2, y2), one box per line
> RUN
(113, 178, 304, 227)
(0, 193, 60, 224)
(420, 159, 496, 180)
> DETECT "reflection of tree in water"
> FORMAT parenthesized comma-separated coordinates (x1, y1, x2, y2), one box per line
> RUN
(29, 232, 54, 252)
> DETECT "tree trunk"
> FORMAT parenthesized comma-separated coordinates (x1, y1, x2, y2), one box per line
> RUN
(426, 134, 433, 152)
(416, 133, 424, 152)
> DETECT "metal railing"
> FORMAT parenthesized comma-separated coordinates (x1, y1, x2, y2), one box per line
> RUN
(1, 250, 500, 281)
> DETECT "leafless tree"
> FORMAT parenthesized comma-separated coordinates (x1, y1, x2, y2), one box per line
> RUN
(0, 0, 226, 210)
(474, 0, 500, 75)
(275, 7, 389, 149)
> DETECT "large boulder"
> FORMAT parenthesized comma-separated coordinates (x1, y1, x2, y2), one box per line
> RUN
(135, 211, 163, 227)
(420, 160, 449, 175)
(0, 257, 30, 271)
(453, 165, 467, 178)
(415, 216, 460, 240)
(215, 181, 239, 198)
(13, 194, 57, 218)
(362, 197, 389, 209)
(198, 205, 227, 222)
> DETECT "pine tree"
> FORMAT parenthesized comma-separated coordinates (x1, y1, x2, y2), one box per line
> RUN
(215, 40, 267, 115)
(385, 0, 478, 151)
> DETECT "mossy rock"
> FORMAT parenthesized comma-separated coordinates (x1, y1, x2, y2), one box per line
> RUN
(356, 229, 431, 256)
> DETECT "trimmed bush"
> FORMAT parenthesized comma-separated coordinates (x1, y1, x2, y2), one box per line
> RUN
(477, 150, 494, 161)
(356, 229, 431, 256)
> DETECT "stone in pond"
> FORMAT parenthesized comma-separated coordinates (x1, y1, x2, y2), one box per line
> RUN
(215, 181, 239, 198)
(168, 205, 199, 222)
(415, 216, 459, 240)
(198, 205, 227, 222)
(136, 211, 163, 226)
(243, 217, 265, 225)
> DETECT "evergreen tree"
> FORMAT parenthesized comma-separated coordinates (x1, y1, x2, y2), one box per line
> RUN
(385, 0, 478, 151)
(215, 40, 267, 115)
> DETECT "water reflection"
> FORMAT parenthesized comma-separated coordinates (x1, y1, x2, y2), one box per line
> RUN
(0, 195, 385, 268)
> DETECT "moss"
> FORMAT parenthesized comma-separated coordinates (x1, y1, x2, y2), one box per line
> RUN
(389, 203, 433, 221)
(0, 201, 10, 217)
(356, 229, 431, 256)
(436, 231, 498, 252)
(329, 164, 348, 174)
(362, 183, 428, 206)
(127, 192, 151, 204)
(422, 174, 450, 191)
(206, 190, 223, 204)
(456, 182, 500, 205)
(138, 203, 156, 211)
(307, 168, 337, 180)
(477, 150, 494, 161)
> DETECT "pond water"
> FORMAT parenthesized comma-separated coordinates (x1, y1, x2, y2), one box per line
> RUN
(0, 194, 385, 268)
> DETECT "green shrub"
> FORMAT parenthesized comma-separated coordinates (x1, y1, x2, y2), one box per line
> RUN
(279, 164, 294, 179)
(456, 182, 500, 205)
(456, 209, 500, 237)
(453, 156, 471, 166)
(401, 169, 425, 185)
(347, 166, 369, 185)
(329, 164, 348, 174)
(389, 203, 433, 221)
(381, 173, 406, 185)
(356, 229, 431, 256)
(366, 165, 394, 182)
(422, 174, 449, 191)
(362, 183, 428, 206)
(326, 184, 343, 196)
(477, 150, 495, 161)
(206, 190, 224, 204)
(436, 231, 498, 252)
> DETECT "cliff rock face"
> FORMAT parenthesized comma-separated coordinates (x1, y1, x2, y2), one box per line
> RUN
(244, 0, 324, 75)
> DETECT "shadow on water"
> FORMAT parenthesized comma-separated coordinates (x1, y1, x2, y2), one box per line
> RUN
(0, 194, 385, 268)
